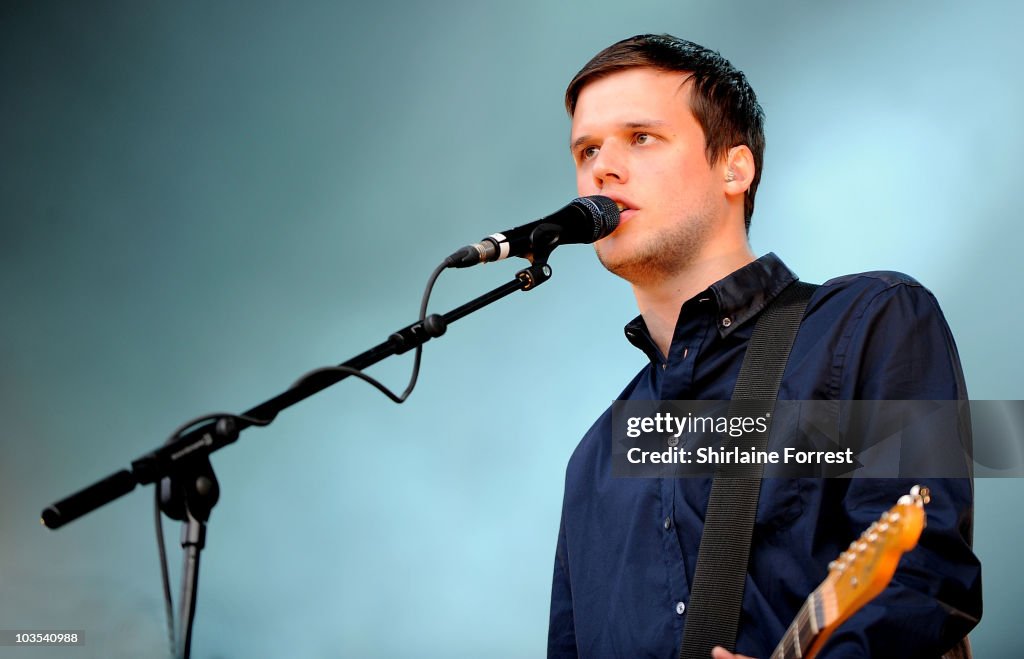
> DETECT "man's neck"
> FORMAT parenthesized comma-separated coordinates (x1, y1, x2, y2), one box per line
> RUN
(633, 246, 756, 359)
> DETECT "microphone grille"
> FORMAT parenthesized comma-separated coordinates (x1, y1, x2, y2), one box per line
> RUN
(572, 195, 621, 242)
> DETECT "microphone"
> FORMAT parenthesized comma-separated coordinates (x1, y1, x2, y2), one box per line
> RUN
(446, 195, 620, 268)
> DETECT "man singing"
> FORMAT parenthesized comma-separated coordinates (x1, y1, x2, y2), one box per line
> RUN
(548, 34, 981, 658)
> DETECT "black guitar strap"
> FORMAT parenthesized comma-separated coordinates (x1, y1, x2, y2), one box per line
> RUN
(679, 280, 817, 659)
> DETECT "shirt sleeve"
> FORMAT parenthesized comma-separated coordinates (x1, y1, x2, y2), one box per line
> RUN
(819, 279, 982, 658)
(548, 512, 578, 657)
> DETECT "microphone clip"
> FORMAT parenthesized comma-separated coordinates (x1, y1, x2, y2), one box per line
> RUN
(525, 222, 561, 267)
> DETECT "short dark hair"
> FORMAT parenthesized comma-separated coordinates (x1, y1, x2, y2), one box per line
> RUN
(565, 34, 765, 230)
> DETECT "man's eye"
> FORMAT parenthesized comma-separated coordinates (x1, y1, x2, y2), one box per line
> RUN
(634, 133, 651, 145)
(581, 145, 599, 160)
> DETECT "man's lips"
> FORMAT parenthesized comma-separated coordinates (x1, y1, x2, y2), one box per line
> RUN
(613, 203, 637, 225)
(604, 196, 637, 224)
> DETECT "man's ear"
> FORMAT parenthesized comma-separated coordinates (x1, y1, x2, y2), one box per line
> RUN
(723, 145, 755, 196)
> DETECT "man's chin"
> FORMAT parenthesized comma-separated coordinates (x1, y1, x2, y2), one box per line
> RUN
(597, 237, 692, 287)
(593, 245, 625, 277)
(596, 250, 656, 286)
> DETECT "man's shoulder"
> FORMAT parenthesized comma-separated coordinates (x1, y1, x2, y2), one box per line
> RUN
(793, 268, 964, 398)
(809, 269, 943, 318)
(819, 269, 923, 290)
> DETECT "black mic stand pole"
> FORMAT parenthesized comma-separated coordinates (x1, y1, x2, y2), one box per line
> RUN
(157, 443, 225, 659)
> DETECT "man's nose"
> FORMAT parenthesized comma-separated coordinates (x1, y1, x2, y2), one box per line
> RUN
(592, 144, 627, 187)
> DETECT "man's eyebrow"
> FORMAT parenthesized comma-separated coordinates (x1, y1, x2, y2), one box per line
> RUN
(570, 134, 592, 152)
(569, 120, 670, 152)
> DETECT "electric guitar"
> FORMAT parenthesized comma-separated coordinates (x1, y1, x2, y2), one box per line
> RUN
(769, 485, 930, 659)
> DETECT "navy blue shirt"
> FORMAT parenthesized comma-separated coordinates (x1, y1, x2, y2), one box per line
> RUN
(548, 253, 981, 658)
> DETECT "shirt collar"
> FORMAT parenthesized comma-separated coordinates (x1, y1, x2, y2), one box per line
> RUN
(624, 253, 798, 358)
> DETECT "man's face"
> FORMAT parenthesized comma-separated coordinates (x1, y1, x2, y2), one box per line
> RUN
(570, 67, 727, 285)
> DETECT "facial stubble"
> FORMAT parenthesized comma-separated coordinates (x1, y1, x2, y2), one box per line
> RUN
(594, 203, 717, 288)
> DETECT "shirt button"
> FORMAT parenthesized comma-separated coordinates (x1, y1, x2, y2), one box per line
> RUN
(663, 516, 673, 530)
(666, 436, 679, 447)
(675, 601, 687, 615)
(721, 317, 732, 328)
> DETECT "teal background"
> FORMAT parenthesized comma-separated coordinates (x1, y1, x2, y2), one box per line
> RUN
(2, 1, 1021, 656)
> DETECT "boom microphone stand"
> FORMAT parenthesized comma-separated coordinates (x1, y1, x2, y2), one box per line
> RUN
(41, 247, 557, 658)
